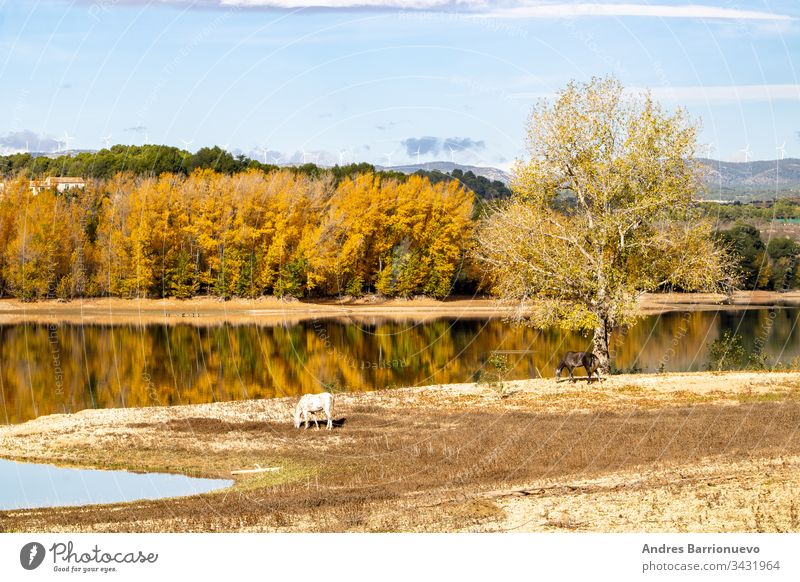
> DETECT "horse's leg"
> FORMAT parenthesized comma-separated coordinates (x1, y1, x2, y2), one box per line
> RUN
(586, 357, 597, 383)
(325, 405, 332, 430)
(303, 410, 309, 430)
(569, 366, 575, 383)
(313, 413, 319, 430)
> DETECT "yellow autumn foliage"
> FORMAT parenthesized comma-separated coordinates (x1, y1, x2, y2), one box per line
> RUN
(1, 168, 474, 300)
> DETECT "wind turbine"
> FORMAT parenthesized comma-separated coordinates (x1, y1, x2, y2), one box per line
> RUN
(700, 143, 714, 159)
(270, 153, 283, 165)
(447, 145, 456, 163)
(181, 139, 194, 153)
(415, 146, 421, 165)
(100, 134, 112, 149)
(740, 144, 751, 163)
(299, 146, 308, 164)
(338, 149, 347, 165)
(777, 142, 786, 160)
(383, 150, 395, 167)
(258, 146, 269, 164)
(62, 131, 76, 153)
(143, 133, 150, 146)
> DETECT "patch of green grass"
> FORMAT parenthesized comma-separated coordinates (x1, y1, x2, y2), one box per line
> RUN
(232, 459, 318, 492)
(614, 384, 646, 394)
(734, 390, 800, 404)
(670, 391, 720, 404)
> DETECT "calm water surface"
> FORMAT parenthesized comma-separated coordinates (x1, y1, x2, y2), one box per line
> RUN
(0, 458, 232, 510)
(1, 308, 799, 425)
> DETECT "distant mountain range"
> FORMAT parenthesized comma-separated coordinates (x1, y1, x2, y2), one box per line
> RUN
(383, 159, 800, 200)
(26, 149, 97, 158)
(699, 158, 800, 200)
(14, 149, 800, 201)
(378, 162, 511, 184)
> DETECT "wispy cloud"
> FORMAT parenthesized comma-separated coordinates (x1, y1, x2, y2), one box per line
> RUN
(474, 3, 792, 21)
(642, 84, 800, 103)
(376, 120, 407, 131)
(81, 1, 793, 21)
(221, 0, 484, 8)
(510, 84, 800, 103)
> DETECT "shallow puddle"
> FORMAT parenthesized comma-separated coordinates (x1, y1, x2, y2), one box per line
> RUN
(0, 458, 232, 510)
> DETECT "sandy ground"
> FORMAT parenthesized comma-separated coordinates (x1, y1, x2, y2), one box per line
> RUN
(2, 291, 800, 326)
(637, 290, 800, 313)
(0, 296, 507, 326)
(2, 370, 800, 532)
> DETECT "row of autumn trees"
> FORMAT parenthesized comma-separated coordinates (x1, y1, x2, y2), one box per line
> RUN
(0, 169, 474, 300)
(716, 223, 800, 290)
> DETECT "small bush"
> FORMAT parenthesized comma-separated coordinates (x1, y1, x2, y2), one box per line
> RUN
(476, 353, 512, 395)
(706, 330, 747, 371)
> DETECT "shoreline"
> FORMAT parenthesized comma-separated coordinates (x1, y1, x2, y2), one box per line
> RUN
(1, 291, 800, 326)
(2, 370, 800, 532)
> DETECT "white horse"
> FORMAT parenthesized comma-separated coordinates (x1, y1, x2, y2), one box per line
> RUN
(293, 392, 335, 430)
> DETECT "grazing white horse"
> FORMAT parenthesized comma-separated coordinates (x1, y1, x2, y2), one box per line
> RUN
(293, 392, 334, 430)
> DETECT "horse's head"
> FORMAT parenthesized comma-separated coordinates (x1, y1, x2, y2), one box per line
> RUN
(293, 403, 303, 428)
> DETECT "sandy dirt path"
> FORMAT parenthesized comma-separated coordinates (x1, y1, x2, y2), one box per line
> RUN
(2, 290, 800, 326)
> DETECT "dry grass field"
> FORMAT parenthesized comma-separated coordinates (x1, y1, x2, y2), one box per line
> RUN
(2, 371, 800, 533)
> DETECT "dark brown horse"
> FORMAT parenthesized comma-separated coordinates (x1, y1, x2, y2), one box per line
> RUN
(555, 351, 601, 383)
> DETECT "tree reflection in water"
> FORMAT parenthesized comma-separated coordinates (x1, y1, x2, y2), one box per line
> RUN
(2, 309, 799, 424)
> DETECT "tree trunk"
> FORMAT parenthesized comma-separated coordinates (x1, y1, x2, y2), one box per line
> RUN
(592, 316, 612, 375)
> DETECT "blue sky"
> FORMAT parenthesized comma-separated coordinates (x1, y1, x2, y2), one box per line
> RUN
(1, 0, 799, 166)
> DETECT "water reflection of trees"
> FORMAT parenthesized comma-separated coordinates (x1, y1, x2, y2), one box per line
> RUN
(2, 309, 800, 424)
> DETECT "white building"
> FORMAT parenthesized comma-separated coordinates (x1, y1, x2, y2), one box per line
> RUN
(42, 176, 86, 193)
(28, 176, 86, 195)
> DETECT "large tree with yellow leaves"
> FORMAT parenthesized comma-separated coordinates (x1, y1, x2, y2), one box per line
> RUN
(476, 77, 735, 373)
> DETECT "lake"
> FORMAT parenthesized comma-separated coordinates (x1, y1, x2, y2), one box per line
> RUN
(1, 308, 799, 425)
(0, 458, 232, 510)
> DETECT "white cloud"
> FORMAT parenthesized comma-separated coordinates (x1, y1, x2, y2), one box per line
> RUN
(401, 135, 486, 156)
(115, 1, 793, 22)
(510, 84, 800, 103)
(0, 130, 62, 155)
(474, 3, 792, 21)
(638, 84, 800, 103)
(220, 0, 486, 7)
